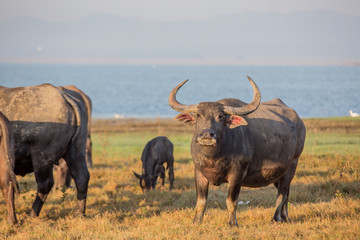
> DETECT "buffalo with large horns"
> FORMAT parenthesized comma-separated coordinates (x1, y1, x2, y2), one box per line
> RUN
(169, 76, 306, 226)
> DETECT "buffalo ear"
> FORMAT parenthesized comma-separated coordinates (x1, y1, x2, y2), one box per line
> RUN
(226, 115, 248, 129)
(133, 171, 142, 179)
(175, 113, 196, 124)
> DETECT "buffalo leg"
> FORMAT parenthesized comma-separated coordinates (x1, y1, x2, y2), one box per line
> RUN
(1, 177, 17, 224)
(153, 164, 163, 188)
(273, 182, 289, 222)
(226, 174, 242, 227)
(64, 149, 89, 216)
(193, 167, 209, 224)
(159, 165, 165, 187)
(85, 137, 93, 168)
(168, 161, 174, 190)
(54, 158, 72, 189)
(30, 165, 54, 217)
(272, 163, 296, 223)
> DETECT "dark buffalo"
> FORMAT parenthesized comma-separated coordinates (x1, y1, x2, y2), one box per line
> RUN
(169, 76, 306, 226)
(0, 112, 19, 224)
(54, 85, 93, 188)
(0, 84, 90, 218)
(134, 136, 174, 192)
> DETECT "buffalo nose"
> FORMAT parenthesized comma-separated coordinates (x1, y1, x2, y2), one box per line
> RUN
(199, 129, 216, 138)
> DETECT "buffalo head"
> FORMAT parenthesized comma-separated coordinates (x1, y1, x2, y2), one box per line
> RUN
(169, 76, 261, 156)
(133, 171, 155, 192)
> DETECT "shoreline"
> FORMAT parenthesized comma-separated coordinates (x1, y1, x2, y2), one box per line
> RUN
(91, 116, 360, 134)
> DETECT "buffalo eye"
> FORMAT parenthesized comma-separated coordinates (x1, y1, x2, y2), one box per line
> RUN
(217, 114, 224, 121)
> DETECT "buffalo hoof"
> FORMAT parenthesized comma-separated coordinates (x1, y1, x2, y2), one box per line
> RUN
(74, 211, 86, 218)
(193, 215, 203, 224)
(74, 206, 86, 218)
(8, 218, 18, 225)
(29, 210, 38, 218)
(74, 199, 86, 217)
(228, 220, 239, 227)
(271, 217, 288, 223)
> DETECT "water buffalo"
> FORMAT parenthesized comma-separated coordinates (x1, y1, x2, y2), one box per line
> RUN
(0, 83, 90, 218)
(169, 76, 306, 226)
(133, 136, 174, 192)
(0, 112, 19, 224)
(54, 85, 93, 188)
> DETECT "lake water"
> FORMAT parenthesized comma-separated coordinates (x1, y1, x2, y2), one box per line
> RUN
(0, 64, 359, 118)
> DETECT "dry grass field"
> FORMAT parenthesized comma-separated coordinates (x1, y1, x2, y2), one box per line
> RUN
(1, 117, 359, 239)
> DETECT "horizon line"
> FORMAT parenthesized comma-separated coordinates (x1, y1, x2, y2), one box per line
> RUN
(0, 57, 359, 66)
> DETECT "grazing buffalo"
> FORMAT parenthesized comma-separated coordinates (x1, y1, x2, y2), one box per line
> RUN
(54, 85, 93, 188)
(0, 112, 19, 224)
(169, 76, 306, 226)
(0, 83, 90, 218)
(133, 136, 174, 192)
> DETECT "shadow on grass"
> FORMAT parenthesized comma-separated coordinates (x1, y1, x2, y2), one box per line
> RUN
(14, 176, 359, 223)
(293, 197, 359, 223)
(289, 179, 360, 203)
(176, 157, 193, 164)
(295, 170, 329, 178)
(92, 163, 118, 169)
(83, 189, 196, 222)
(93, 158, 138, 169)
(94, 178, 360, 213)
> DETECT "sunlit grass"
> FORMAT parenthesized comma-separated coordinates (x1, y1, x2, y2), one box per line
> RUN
(0, 118, 359, 239)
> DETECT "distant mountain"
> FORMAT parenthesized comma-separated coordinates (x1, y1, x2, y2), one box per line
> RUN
(0, 10, 359, 64)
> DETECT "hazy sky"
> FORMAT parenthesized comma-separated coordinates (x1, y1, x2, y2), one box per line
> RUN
(1, 0, 360, 22)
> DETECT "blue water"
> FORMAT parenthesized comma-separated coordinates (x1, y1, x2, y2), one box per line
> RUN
(0, 64, 359, 118)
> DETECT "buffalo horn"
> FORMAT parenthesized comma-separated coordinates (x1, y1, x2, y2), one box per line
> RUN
(223, 76, 261, 116)
(168, 79, 198, 113)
